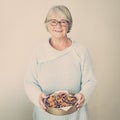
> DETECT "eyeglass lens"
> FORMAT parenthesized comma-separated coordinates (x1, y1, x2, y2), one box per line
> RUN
(49, 19, 68, 26)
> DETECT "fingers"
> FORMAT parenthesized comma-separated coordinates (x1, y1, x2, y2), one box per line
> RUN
(75, 93, 85, 110)
(39, 93, 47, 111)
(39, 100, 47, 111)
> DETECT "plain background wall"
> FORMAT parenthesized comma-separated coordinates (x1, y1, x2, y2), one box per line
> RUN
(0, 0, 120, 120)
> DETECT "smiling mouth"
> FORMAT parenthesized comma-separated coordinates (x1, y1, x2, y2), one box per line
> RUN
(55, 30, 62, 32)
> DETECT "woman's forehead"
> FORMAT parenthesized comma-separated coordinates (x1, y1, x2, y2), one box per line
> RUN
(48, 12, 67, 20)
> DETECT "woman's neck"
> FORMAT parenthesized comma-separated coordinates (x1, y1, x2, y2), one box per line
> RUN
(50, 37, 72, 51)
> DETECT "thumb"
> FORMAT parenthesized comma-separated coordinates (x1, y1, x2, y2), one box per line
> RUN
(41, 93, 47, 99)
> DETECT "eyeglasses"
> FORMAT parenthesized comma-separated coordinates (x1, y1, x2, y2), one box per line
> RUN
(47, 19, 69, 26)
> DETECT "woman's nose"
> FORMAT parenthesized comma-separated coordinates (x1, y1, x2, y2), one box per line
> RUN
(56, 21, 62, 27)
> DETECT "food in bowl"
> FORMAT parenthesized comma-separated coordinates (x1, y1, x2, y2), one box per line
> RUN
(44, 91, 78, 115)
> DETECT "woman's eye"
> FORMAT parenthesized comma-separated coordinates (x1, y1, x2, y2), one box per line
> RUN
(61, 20, 67, 25)
(62, 21, 66, 23)
(51, 20, 57, 24)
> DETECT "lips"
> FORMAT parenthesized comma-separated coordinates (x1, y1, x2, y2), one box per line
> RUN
(55, 30, 63, 32)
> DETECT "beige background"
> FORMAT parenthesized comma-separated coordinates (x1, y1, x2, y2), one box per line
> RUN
(0, 0, 120, 120)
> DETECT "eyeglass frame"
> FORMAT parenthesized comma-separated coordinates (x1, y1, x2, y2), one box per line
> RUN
(46, 19, 69, 27)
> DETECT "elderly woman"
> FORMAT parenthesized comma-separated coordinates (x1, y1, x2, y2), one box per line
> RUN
(24, 5, 96, 120)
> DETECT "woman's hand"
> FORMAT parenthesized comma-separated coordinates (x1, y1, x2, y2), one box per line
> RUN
(75, 93, 85, 110)
(39, 93, 47, 111)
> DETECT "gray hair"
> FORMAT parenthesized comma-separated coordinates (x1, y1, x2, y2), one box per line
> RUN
(44, 5, 73, 33)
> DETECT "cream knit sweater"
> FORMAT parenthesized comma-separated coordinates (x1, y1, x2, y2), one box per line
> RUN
(24, 40, 96, 120)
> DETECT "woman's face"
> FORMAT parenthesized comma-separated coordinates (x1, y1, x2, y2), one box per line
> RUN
(47, 14, 69, 39)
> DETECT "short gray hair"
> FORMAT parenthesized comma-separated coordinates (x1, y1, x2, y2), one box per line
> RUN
(44, 5, 73, 33)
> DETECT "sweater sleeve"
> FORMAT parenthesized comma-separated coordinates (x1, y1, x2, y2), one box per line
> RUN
(24, 49, 42, 107)
(79, 48, 96, 105)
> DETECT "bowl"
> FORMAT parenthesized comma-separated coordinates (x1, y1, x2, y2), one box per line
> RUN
(44, 91, 78, 115)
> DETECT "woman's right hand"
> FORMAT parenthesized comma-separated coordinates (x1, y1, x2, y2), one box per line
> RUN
(39, 93, 47, 111)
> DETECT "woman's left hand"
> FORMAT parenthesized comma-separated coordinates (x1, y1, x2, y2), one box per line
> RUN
(75, 93, 85, 110)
